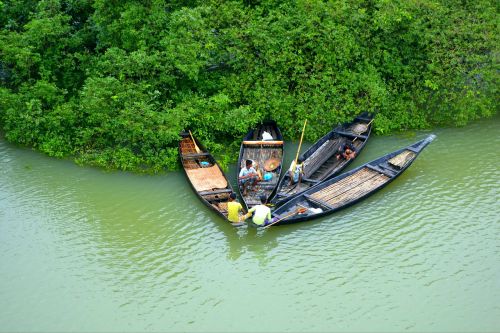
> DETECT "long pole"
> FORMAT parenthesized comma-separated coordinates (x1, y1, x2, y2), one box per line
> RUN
(294, 119, 308, 164)
(264, 207, 307, 229)
(189, 130, 201, 153)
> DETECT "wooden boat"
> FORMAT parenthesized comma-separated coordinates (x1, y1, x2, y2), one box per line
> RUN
(237, 121, 284, 209)
(269, 134, 436, 226)
(179, 131, 236, 223)
(271, 112, 374, 205)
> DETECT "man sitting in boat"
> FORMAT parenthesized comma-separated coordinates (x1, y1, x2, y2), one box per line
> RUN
(239, 159, 259, 195)
(252, 161, 263, 182)
(243, 195, 274, 226)
(227, 193, 244, 224)
(336, 142, 356, 161)
(288, 157, 304, 186)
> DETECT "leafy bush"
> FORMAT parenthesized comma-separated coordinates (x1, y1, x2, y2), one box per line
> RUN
(0, 0, 498, 172)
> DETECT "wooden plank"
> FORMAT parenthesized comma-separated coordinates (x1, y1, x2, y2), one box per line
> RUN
(313, 173, 378, 203)
(303, 139, 343, 177)
(365, 164, 395, 177)
(406, 147, 420, 153)
(182, 152, 210, 158)
(332, 130, 368, 140)
(355, 116, 373, 122)
(324, 173, 388, 208)
(304, 194, 334, 210)
(301, 178, 320, 184)
(243, 140, 284, 145)
(185, 166, 228, 191)
(199, 188, 232, 196)
(311, 168, 375, 201)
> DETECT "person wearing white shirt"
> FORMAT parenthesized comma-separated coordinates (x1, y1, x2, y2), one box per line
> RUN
(239, 159, 258, 195)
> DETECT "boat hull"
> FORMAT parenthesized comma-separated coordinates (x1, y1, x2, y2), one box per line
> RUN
(237, 121, 284, 210)
(271, 112, 374, 206)
(271, 134, 436, 226)
(179, 132, 235, 222)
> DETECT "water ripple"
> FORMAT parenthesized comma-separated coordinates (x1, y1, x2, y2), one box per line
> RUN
(1, 118, 500, 331)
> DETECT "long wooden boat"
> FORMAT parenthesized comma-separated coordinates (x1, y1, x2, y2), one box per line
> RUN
(237, 121, 284, 209)
(271, 112, 374, 205)
(179, 131, 236, 222)
(269, 134, 436, 226)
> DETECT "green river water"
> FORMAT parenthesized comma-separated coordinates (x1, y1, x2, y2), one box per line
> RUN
(1, 117, 499, 332)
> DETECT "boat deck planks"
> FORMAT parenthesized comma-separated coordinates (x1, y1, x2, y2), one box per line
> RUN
(184, 166, 228, 192)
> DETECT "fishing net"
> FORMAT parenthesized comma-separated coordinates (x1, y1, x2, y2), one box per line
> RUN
(349, 123, 369, 135)
(388, 150, 416, 169)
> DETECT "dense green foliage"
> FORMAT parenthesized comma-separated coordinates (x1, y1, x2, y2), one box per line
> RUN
(0, 0, 498, 171)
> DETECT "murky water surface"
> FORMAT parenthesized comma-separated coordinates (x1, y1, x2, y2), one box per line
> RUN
(1, 117, 499, 332)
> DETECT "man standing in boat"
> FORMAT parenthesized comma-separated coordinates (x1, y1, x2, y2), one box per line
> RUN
(239, 159, 259, 195)
(288, 157, 304, 186)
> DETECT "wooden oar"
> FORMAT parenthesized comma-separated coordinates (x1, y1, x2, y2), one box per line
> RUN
(263, 207, 307, 229)
(189, 130, 201, 154)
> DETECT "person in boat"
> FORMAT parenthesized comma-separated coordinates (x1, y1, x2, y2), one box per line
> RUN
(227, 193, 244, 224)
(239, 159, 258, 195)
(261, 131, 273, 141)
(288, 156, 304, 186)
(336, 142, 356, 161)
(243, 195, 274, 226)
(252, 160, 263, 182)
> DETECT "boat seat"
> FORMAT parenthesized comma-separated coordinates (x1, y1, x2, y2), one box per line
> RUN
(332, 130, 368, 140)
(199, 188, 233, 196)
(380, 162, 398, 171)
(356, 116, 373, 122)
(406, 147, 420, 153)
(183, 152, 210, 158)
(301, 178, 320, 184)
(366, 164, 395, 177)
(257, 183, 278, 190)
(242, 140, 284, 145)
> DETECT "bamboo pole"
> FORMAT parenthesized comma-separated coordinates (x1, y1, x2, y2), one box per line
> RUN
(189, 130, 201, 154)
(294, 119, 308, 164)
(263, 207, 308, 229)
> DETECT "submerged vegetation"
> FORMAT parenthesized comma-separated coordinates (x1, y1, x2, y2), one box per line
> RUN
(0, 0, 498, 171)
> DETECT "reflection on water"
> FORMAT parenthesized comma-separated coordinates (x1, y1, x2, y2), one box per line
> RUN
(1, 116, 499, 332)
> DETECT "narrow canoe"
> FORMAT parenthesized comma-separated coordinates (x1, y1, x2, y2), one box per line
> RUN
(237, 121, 284, 209)
(270, 134, 436, 226)
(271, 112, 374, 205)
(179, 131, 236, 222)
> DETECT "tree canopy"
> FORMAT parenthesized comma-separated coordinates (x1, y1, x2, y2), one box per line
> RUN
(0, 0, 498, 171)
